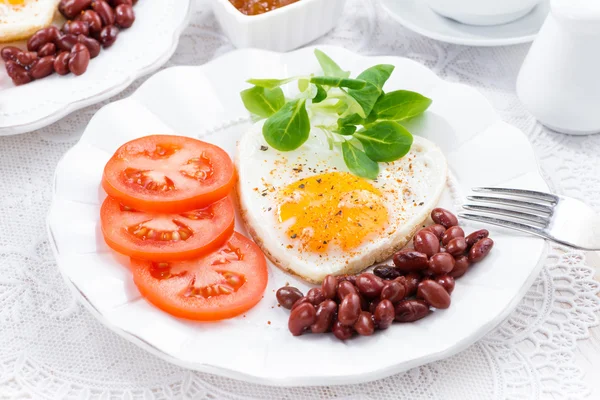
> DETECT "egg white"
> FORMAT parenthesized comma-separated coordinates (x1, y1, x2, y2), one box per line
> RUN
(236, 121, 448, 283)
(0, 0, 59, 43)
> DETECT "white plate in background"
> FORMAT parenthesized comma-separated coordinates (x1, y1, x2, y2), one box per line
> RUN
(381, 0, 550, 46)
(0, 0, 191, 136)
(47, 45, 549, 386)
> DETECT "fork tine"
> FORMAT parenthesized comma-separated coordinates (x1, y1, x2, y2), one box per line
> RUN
(462, 204, 550, 225)
(458, 213, 548, 238)
(467, 196, 554, 214)
(473, 187, 558, 203)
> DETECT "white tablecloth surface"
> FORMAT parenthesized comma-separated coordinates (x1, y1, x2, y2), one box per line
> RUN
(1, 0, 599, 399)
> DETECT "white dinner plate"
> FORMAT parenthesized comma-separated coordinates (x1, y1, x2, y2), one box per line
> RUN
(381, 0, 550, 46)
(47, 45, 549, 386)
(0, 0, 191, 136)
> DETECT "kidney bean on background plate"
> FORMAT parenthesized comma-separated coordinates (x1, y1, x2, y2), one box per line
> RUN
(99, 25, 119, 48)
(56, 34, 78, 52)
(15, 51, 38, 68)
(338, 293, 361, 326)
(92, 0, 116, 26)
(337, 280, 358, 301)
(59, 0, 93, 19)
(27, 26, 60, 52)
(446, 237, 467, 256)
(425, 224, 446, 239)
(404, 272, 421, 297)
(115, 3, 135, 28)
(1, 46, 21, 62)
(380, 279, 405, 304)
(38, 43, 57, 57)
(63, 20, 90, 36)
(80, 9, 104, 34)
(291, 297, 311, 311)
(332, 320, 354, 340)
(355, 273, 385, 298)
(451, 255, 470, 278)
(77, 35, 102, 58)
(321, 275, 338, 299)
(307, 287, 326, 305)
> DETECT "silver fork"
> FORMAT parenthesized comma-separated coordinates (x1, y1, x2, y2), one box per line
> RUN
(459, 187, 600, 251)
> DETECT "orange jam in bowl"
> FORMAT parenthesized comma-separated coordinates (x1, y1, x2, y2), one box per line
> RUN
(229, 0, 300, 15)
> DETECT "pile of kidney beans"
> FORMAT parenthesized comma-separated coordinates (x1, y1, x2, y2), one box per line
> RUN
(1, 0, 137, 85)
(276, 208, 494, 340)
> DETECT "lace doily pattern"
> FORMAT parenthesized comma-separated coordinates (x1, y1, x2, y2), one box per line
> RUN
(1, 0, 599, 399)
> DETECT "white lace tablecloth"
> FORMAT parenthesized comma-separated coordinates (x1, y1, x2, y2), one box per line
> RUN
(1, 0, 599, 399)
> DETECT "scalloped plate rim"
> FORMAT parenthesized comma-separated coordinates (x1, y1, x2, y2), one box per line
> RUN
(47, 46, 551, 386)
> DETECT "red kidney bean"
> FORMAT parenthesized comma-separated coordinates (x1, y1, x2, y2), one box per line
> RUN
(368, 299, 380, 314)
(359, 293, 370, 312)
(338, 275, 357, 285)
(288, 302, 316, 336)
(38, 43, 57, 57)
(417, 280, 451, 309)
(5, 61, 32, 86)
(53, 52, 71, 75)
(355, 273, 385, 299)
(428, 253, 455, 275)
(115, 4, 135, 28)
(373, 265, 401, 280)
(311, 300, 337, 334)
(276, 286, 303, 309)
(93, 0, 116, 26)
(446, 237, 467, 256)
(99, 25, 119, 48)
(77, 35, 101, 58)
(466, 229, 489, 248)
(431, 208, 459, 228)
(442, 226, 465, 246)
(56, 34, 78, 52)
(307, 287, 326, 306)
(450, 255, 470, 278)
(1, 46, 21, 62)
(29, 56, 55, 79)
(338, 293, 361, 326)
(63, 20, 90, 36)
(68, 43, 91, 76)
(27, 26, 60, 51)
(395, 299, 430, 322)
(15, 51, 38, 68)
(435, 275, 456, 294)
(321, 275, 338, 299)
(413, 230, 440, 257)
(469, 238, 494, 263)
(393, 250, 429, 273)
(374, 299, 395, 329)
(332, 320, 354, 340)
(290, 296, 311, 311)
(337, 280, 358, 301)
(380, 280, 406, 304)
(59, 0, 93, 19)
(404, 273, 421, 297)
(109, 0, 132, 6)
(425, 224, 446, 239)
(354, 311, 375, 336)
(80, 10, 103, 34)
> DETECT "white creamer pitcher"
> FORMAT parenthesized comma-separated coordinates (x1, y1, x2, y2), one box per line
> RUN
(517, 0, 600, 135)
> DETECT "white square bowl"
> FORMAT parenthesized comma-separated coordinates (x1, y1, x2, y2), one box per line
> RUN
(210, 0, 348, 51)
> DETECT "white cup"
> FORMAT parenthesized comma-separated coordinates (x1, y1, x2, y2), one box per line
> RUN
(425, 0, 542, 26)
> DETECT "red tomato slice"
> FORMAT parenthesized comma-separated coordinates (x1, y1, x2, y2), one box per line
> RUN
(100, 195, 235, 261)
(102, 135, 235, 213)
(131, 232, 268, 321)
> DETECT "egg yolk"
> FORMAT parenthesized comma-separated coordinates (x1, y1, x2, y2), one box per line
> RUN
(1, 0, 25, 5)
(277, 172, 388, 253)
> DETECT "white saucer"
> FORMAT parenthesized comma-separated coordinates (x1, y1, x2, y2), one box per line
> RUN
(380, 0, 550, 46)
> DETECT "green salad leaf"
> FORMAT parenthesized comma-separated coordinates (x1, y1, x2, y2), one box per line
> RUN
(240, 49, 432, 179)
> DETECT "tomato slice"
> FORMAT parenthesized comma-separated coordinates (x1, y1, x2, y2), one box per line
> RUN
(102, 135, 235, 213)
(131, 232, 268, 321)
(100, 195, 235, 261)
